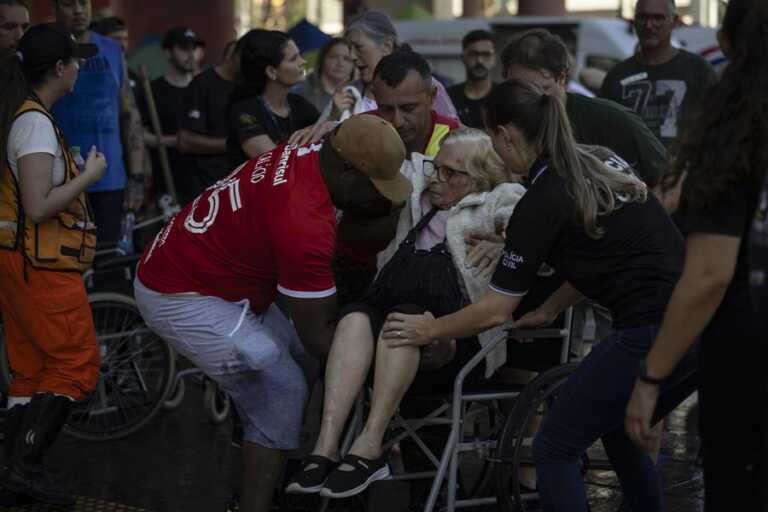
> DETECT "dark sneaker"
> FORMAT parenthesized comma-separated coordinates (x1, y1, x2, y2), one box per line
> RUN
(319, 454, 390, 499)
(0, 465, 74, 506)
(284, 455, 337, 494)
(224, 493, 239, 511)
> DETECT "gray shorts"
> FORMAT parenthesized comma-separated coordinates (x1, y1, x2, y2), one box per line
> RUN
(134, 277, 315, 450)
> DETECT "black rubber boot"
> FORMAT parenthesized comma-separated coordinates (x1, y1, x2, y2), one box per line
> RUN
(0, 403, 37, 506)
(1, 404, 27, 468)
(0, 393, 74, 505)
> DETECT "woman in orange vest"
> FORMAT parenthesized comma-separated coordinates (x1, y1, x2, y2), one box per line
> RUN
(0, 23, 105, 505)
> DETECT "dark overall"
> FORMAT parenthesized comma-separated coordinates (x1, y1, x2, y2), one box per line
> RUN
(346, 208, 484, 392)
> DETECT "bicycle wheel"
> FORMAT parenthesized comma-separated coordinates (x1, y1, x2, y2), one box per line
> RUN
(64, 292, 175, 442)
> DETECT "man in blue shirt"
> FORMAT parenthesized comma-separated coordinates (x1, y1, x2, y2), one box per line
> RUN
(51, 0, 145, 244)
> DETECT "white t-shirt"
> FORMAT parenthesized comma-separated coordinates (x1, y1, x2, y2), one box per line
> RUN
(7, 111, 66, 186)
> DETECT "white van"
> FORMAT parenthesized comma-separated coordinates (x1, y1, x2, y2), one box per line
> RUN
(395, 17, 722, 85)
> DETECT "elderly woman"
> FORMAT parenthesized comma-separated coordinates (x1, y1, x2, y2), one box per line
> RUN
(325, 9, 456, 122)
(285, 128, 525, 498)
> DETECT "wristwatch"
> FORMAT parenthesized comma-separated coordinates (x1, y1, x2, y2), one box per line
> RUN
(637, 360, 665, 386)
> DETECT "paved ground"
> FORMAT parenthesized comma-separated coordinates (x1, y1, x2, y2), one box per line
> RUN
(0, 378, 702, 512)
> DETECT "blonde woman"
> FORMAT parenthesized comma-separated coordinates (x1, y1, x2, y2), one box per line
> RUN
(285, 128, 525, 498)
(384, 80, 698, 512)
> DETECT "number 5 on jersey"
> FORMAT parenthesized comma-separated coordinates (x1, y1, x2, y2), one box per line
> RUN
(185, 177, 243, 234)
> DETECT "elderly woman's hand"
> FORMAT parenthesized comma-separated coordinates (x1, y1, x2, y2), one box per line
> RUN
(330, 89, 356, 120)
(382, 311, 436, 348)
(466, 233, 504, 280)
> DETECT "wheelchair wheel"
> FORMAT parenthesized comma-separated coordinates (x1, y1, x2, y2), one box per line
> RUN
(63, 292, 175, 442)
(162, 373, 186, 411)
(203, 378, 230, 425)
(495, 363, 623, 512)
(494, 363, 567, 511)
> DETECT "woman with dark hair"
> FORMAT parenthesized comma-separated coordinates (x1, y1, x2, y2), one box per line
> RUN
(0, 23, 105, 505)
(625, 1, 767, 510)
(295, 37, 354, 112)
(226, 29, 319, 167)
(383, 79, 698, 512)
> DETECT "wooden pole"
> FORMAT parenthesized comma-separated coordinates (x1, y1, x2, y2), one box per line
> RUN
(138, 66, 178, 205)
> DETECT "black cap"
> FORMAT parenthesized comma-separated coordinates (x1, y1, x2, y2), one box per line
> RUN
(16, 23, 98, 68)
(162, 27, 205, 49)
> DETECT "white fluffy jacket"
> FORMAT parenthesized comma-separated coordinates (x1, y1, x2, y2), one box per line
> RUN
(378, 153, 527, 377)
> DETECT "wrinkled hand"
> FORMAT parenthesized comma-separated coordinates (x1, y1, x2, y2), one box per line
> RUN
(288, 121, 339, 146)
(466, 233, 504, 280)
(330, 89, 355, 120)
(625, 378, 661, 454)
(382, 311, 436, 348)
(512, 308, 556, 330)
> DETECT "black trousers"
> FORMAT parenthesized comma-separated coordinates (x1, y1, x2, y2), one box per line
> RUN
(699, 288, 766, 512)
(88, 189, 124, 245)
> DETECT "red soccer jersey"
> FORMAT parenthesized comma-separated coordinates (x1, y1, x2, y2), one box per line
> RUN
(137, 142, 337, 313)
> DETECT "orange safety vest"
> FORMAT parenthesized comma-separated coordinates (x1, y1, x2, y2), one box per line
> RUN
(0, 99, 96, 273)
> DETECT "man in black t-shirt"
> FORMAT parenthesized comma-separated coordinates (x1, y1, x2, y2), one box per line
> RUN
(447, 30, 496, 129)
(137, 27, 204, 205)
(178, 40, 239, 196)
(599, 0, 716, 147)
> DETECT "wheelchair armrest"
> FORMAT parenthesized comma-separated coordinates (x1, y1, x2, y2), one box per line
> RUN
(92, 253, 142, 272)
(505, 327, 570, 339)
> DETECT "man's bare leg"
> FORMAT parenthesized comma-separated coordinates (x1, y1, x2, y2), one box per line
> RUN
(240, 442, 286, 512)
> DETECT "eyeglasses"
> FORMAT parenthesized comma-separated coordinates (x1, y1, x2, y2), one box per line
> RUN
(635, 13, 672, 26)
(422, 161, 470, 183)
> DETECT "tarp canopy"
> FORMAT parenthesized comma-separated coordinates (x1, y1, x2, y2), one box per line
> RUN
(288, 18, 333, 53)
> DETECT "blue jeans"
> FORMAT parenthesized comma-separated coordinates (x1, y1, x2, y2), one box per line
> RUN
(532, 325, 698, 512)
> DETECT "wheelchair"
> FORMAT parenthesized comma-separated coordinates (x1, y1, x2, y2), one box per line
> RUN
(310, 304, 654, 512)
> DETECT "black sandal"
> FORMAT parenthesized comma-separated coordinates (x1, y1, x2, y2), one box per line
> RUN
(284, 455, 337, 494)
(319, 454, 390, 499)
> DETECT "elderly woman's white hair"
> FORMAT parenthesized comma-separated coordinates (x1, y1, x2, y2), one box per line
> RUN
(345, 9, 402, 50)
(438, 127, 519, 190)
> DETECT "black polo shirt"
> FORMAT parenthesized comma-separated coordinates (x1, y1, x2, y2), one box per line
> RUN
(490, 152, 685, 329)
(226, 93, 319, 168)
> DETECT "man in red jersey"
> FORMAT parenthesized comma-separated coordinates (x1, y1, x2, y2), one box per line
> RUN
(133, 114, 408, 512)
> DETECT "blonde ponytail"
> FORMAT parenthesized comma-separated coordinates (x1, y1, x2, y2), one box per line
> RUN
(485, 80, 647, 239)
